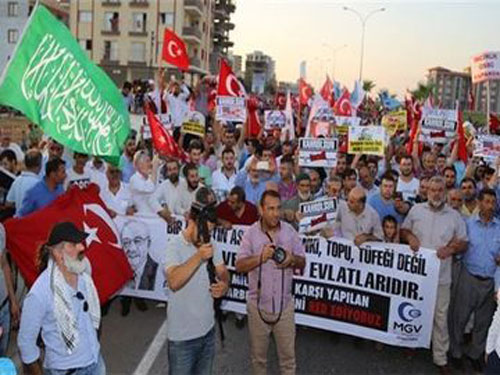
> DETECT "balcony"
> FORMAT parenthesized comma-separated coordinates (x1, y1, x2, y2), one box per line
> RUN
(221, 21, 235, 31)
(102, 0, 121, 6)
(129, 0, 149, 7)
(101, 29, 120, 36)
(182, 26, 202, 42)
(184, 0, 203, 17)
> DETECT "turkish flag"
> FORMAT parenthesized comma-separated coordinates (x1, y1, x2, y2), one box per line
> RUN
(320, 76, 334, 106)
(298, 78, 313, 105)
(333, 88, 352, 116)
(217, 59, 246, 97)
(146, 103, 188, 161)
(247, 95, 261, 138)
(162, 28, 190, 70)
(4, 184, 133, 303)
(456, 110, 468, 163)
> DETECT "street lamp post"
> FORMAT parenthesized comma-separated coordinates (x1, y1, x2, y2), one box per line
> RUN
(343, 6, 385, 81)
(322, 43, 347, 79)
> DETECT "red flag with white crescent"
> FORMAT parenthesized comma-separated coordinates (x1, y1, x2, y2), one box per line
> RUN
(162, 28, 190, 70)
(333, 88, 352, 116)
(299, 78, 313, 105)
(217, 59, 246, 97)
(4, 184, 133, 303)
(320, 75, 334, 106)
(146, 103, 188, 161)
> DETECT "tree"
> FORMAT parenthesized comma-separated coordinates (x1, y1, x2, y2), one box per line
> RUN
(362, 79, 376, 93)
(411, 81, 436, 101)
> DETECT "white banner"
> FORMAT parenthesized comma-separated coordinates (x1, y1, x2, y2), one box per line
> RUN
(298, 138, 338, 168)
(114, 215, 440, 348)
(471, 51, 500, 84)
(420, 107, 458, 143)
(216, 96, 247, 122)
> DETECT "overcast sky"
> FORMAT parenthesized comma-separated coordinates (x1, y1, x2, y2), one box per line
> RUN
(231, 0, 499, 97)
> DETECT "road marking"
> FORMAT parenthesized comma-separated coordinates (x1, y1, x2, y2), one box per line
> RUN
(132, 318, 168, 375)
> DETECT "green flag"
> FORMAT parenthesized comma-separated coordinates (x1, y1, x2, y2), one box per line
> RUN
(0, 4, 130, 160)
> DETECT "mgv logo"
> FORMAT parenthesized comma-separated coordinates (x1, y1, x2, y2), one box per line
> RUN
(393, 302, 423, 335)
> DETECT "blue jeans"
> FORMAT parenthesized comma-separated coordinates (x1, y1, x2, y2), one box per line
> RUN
(0, 301, 10, 356)
(168, 327, 215, 375)
(44, 354, 106, 375)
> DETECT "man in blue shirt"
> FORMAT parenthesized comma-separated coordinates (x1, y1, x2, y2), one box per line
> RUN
(18, 222, 105, 374)
(119, 137, 136, 183)
(450, 188, 500, 372)
(368, 173, 408, 224)
(18, 157, 66, 217)
(235, 159, 275, 205)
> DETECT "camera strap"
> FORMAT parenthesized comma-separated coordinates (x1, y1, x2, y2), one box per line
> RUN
(256, 231, 285, 325)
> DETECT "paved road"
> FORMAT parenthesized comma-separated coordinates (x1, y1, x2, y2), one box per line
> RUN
(6, 296, 482, 374)
(97, 299, 452, 375)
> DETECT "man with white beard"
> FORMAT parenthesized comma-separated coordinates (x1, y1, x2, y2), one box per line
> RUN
(401, 176, 468, 375)
(18, 222, 105, 375)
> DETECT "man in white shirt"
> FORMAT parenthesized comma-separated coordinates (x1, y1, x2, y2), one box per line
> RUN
(212, 148, 237, 202)
(129, 151, 159, 215)
(85, 157, 107, 191)
(99, 164, 135, 217)
(150, 159, 187, 221)
(6, 150, 41, 217)
(397, 155, 419, 204)
(167, 81, 190, 130)
(64, 152, 91, 190)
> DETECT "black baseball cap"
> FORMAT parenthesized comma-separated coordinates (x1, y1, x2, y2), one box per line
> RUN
(46, 222, 88, 246)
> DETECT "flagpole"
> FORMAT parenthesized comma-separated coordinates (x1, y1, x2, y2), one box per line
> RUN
(486, 80, 491, 134)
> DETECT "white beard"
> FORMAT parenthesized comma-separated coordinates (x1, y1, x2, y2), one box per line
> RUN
(63, 254, 89, 275)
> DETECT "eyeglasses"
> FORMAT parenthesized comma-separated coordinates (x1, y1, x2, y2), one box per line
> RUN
(75, 291, 89, 312)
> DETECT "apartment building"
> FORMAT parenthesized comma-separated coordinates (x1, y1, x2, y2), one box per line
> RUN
(427, 66, 471, 110)
(69, 0, 214, 85)
(210, 0, 235, 73)
(0, 0, 30, 74)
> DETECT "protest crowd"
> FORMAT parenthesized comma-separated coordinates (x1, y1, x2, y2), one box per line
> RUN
(0, 5, 500, 375)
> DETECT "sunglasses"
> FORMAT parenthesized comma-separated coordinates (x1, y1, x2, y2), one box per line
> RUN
(75, 291, 89, 312)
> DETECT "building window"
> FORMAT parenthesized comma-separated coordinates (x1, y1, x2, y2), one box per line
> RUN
(104, 40, 118, 60)
(79, 11, 92, 23)
(160, 12, 174, 26)
(79, 39, 93, 51)
(103, 12, 120, 32)
(130, 42, 145, 62)
(132, 13, 147, 32)
(201, 49, 205, 60)
(7, 29, 18, 44)
(8, 2, 19, 17)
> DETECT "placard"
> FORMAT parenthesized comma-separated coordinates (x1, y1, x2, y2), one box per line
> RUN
(382, 110, 408, 136)
(216, 96, 247, 122)
(473, 135, 500, 163)
(348, 126, 385, 156)
(471, 51, 500, 84)
(298, 198, 338, 233)
(333, 116, 361, 135)
(420, 107, 457, 143)
(182, 111, 206, 137)
(264, 110, 287, 130)
(298, 138, 338, 168)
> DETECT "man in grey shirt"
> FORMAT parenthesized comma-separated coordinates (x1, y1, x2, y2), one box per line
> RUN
(164, 188, 229, 375)
(322, 187, 383, 246)
(401, 176, 467, 374)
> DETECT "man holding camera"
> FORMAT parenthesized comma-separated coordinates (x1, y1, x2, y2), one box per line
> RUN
(236, 190, 306, 375)
(164, 187, 229, 375)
